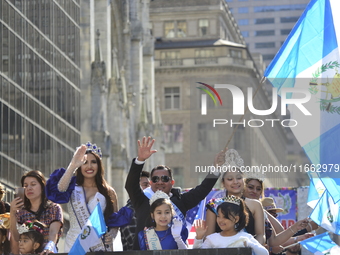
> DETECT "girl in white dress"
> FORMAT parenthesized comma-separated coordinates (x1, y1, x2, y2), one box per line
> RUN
(193, 195, 268, 255)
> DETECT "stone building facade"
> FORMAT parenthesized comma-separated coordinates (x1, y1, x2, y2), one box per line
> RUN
(80, 0, 164, 203)
(150, 0, 308, 188)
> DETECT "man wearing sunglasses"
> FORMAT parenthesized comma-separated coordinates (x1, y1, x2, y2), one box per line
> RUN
(125, 136, 220, 250)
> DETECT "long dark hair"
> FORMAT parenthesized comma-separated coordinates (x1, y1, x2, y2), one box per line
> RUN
(75, 151, 115, 220)
(217, 200, 249, 232)
(19, 221, 46, 253)
(20, 171, 48, 210)
(146, 198, 174, 228)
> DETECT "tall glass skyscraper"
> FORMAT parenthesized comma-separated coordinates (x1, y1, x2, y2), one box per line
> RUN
(0, 1, 81, 194)
(225, 0, 309, 66)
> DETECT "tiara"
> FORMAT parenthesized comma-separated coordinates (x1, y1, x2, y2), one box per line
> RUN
(222, 149, 244, 168)
(149, 190, 170, 205)
(208, 195, 241, 210)
(245, 171, 266, 182)
(223, 195, 241, 205)
(17, 223, 30, 234)
(17, 221, 44, 234)
(85, 141, 102, 159)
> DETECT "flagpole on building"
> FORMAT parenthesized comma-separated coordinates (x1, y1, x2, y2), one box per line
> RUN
(224, 76, 266, 150)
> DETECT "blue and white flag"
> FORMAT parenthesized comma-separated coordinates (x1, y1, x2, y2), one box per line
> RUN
(307, 172, 326, 209)
(300, 232, 337, 254)
(309, 190, 340, 235)
(69, 203, 106, 255)
(264, 0, 340, 203)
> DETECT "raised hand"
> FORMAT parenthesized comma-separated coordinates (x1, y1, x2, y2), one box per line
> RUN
(194, 219, 208, 240)
(290, 218, 309, 233)
(137, 136, 157, 161)
(69, 145, 87, 169)
(171, 217, 183, 238)
(214, 148, 227, 167)
(10, 197, 24, 212)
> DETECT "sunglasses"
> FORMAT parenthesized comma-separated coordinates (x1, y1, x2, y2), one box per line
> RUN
(151, 175, 171, 183)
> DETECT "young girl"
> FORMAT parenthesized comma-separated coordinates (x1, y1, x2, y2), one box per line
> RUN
(138, 190, 188, 250)
(194, 195, 269, 255)
(205, 149, 265, 245)
(18, 221, 45, 254)
(0, 213, 10, 255)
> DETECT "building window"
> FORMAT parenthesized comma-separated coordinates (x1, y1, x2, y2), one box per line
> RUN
(160, 51, 182, 66)
(164, 20, 187, 38)
(230, 49, 242, 58)
(254, 18, 274, 24)
(254, 4, 306, 13)
(254, 30, 275, 36)
(197, 123, 219, 152)
(281, 29, 291, 35)
(172, 167, 184, 187)
(263, 54, 276, 60)
(230, 49, 244, 65)
(238, 19, 249, 26)
(280, 17, 299, 23)
(177, 20, 187, 38)
(241, 31, 249, 37)
(163, 124, 183, 153)
(161, 52, 180, 59)
(164, 21, 175, 38)
(195, 49, 214, 58)
(199, 19, 209, 36)
(255, 42, 275, 48)
(165, 87, 180, 109)
(195, 49, 217, 64)
(238, 7, 248, 13)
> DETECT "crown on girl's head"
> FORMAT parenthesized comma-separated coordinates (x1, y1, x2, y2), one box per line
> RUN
(223, 195, 241, 205)
(17, 221, 44, 235)
(85, 141, 102, 159)
(222, 149, 244, 169)
(149, 190, 170, 205)
(245, 171, 266, 182)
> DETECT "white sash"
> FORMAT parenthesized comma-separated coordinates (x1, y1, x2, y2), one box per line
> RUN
(71, 186, 106, 251)
(144, 228, 162, 250)
(143, 188, 186, 227)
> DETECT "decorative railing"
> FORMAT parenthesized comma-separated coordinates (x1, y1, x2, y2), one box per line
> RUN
(160, 59, 183, 66)
(57, 247, 252, 255)
(194, 57, 218, 65)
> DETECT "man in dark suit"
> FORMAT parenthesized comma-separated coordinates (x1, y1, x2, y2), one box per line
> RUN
(125, 136, 220, 250)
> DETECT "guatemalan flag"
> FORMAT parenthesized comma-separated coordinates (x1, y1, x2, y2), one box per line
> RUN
(264, 0, 340, 203)
(300, 232, 338, 254)
(307, 172, 326, 209)
(69, 203, 106, 255)
(309, 189, 340, 235)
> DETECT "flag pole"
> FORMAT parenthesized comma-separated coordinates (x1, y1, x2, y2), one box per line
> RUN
(224, 76, 266, 150)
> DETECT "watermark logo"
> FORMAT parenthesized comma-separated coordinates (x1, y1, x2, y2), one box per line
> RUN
(196, 83, 312, 128)
(196, 82, 223, 115)
(198, 83, 311, 116)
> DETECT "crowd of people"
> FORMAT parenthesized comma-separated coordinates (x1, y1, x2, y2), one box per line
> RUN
(0, 137, 319, 255)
